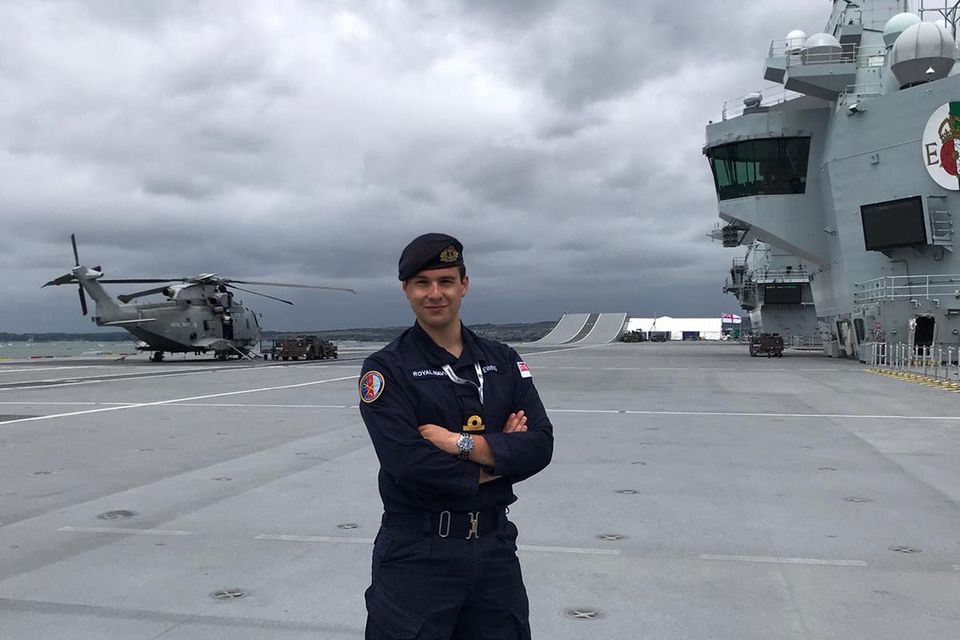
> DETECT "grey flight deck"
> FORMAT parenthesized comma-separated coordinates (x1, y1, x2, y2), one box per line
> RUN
(0, 343, 959, 639)
(528, 313, 589, 345)
(574, 312, 627, 345)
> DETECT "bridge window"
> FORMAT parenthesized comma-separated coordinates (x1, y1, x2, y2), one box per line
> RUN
(707, 137, 811, 200)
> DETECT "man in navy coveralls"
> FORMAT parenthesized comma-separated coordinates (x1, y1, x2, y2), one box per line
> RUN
(358, 233, 554, 639)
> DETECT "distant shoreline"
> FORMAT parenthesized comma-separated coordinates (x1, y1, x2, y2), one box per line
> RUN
(0, 320, 557, 345)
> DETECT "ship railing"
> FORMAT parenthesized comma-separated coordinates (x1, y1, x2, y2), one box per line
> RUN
(789, 334, 823, 349)
(720, 86, 802, 121)
(839, 83, 883, 105)
(853, 274, 960, 303)
(753, 268, 811, 284)
(768, 41, 886, 65)
(868, 343, 960, 386)
(781, 43, 860, 67)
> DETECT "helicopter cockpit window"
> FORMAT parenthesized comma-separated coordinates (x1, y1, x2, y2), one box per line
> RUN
(707, 137, 811, 200)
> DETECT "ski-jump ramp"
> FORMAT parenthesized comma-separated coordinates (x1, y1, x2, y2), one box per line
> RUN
(576, 313, 628, 345)
(528, 312, 627, 345)
(528, 313, 590, 345)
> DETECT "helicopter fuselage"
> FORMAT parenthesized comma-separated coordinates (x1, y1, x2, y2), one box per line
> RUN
(78, 270, 260, 357)
(45, 235, 354, 361)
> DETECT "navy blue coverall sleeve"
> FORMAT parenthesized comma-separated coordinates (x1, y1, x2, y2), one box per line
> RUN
(482, 350, 553, 482)
(359, 357, 481, 499)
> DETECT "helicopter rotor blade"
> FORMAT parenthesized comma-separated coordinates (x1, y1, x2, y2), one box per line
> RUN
(78, 285, 88, 316)
(71, 234, 80, 267)
(42, 273, 77, 288)
(117, 286, 171, 303)
(225, 279, 356, 294)
(97, 278, 180, 284)
(223, 284, 294, 306)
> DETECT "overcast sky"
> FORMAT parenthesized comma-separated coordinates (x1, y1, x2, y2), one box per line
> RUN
(0, 0, 829, 333)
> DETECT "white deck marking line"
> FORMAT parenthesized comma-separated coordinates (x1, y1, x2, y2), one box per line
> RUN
(256, 534, 375, 544)
(0, 402, 352, 409)
(58, 526, 193, 536)
(0, 360, 329, 392)
(0, 365, 217, 384)
(168, 403, 353, 409)
(0, 402, 107, 406)
(550, 408, 960, 421)
(0, 368, 235, 392)
(700, 554, 867, 567)
(953, 564, 960, 571)
(0, 365, 111, 374)
(648, 367, 688, 371)
(518, 344, 607, 357)
(0, 374, 358, 426)
(518, 544, 621, 556)
(553, 409, 622, 414)
(255, 535, 619, 556)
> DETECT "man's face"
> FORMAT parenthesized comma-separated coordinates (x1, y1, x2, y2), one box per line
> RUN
(402, 266, 469, 330)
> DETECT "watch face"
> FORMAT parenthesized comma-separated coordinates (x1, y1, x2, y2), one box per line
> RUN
(457, 433, 473, 458)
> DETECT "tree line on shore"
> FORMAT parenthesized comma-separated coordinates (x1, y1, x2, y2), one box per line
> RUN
(0, 320, 555, 344)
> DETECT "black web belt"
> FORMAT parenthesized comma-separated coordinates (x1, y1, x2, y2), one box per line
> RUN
(382, 508, 506, 539)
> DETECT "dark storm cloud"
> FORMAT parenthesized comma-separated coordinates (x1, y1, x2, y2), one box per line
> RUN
(0, 0, 828, 332)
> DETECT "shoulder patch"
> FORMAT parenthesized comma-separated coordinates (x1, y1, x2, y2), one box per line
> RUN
(360, 371, 386, 403)
(517, 361, 532, 378)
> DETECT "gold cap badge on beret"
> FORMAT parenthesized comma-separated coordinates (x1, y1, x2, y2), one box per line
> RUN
(439, 246, 460, 263)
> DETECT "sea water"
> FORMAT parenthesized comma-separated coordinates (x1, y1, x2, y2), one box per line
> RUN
(0, 341, 136, 359)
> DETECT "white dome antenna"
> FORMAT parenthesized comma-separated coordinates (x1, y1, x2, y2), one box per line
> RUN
(890, 22, 956, 88)
(883, 12, 921, 48)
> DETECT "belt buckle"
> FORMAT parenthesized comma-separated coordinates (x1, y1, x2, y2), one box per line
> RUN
(465, 511, 479, 540)
(438, 510, 451, 538)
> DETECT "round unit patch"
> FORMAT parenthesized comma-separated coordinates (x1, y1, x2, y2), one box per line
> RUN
(359, 371, 385, 403)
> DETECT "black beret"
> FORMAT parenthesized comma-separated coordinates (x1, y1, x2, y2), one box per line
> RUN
(398, 233, 464, 281)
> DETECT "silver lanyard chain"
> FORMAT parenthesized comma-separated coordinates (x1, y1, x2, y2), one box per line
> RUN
(441, 363, 484, 405)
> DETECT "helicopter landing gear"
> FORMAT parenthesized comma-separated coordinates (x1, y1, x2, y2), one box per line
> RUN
(151, 351, 164, 362)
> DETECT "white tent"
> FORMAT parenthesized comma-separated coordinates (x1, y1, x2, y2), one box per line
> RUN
(625, 316, 724, 341)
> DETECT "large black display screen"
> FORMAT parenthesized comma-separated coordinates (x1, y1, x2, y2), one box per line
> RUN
(860, 196, 927, 251)
(764, 284, 802, 304)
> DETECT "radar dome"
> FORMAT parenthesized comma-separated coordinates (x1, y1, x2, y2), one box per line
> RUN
(883, 12, 921, 48)
(802, 33, 842, 62)
(934, 18, 955, 36)
(785, 30, 807, 53)
(743, 92, 763, 108)
(890, 22, 956, 88)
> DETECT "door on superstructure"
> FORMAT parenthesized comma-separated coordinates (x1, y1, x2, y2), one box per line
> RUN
(912, 316, 936, 349)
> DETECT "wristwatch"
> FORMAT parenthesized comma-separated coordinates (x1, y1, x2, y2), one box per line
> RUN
(456, 433, 474, 460)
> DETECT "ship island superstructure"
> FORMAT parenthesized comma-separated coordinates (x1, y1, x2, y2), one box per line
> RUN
(720, 240, 819, 344)
(704, 0, 960, 359)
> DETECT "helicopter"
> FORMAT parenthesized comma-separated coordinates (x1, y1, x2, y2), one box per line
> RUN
(43, 235, 355, 361)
